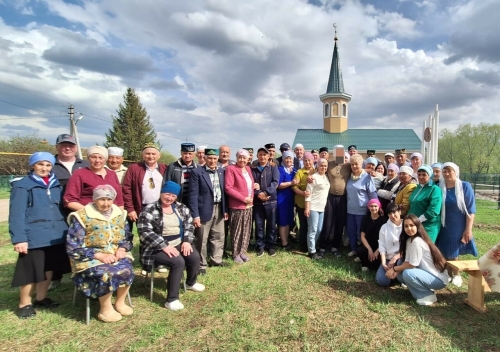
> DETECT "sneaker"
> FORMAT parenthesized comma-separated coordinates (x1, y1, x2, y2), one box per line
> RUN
(165, 300, 184, 311)
(347, 251, 357, 257)
(309, 252, 323, 260)
(354, 257, 361, 263)
(416, 294, 437, 306)
(186, 283, 205, 292)
(141, 270, 148, 276)
(16, 305, 36, 319)
(268, 248, 277, 257)
(234, 256, 244, 264)
(257, 249, 265, 257)
(361, 267, 369, 272)
(157, 265, 168, 273)
(239, 253, 250, 262)
(451, 275, 463, 287)
(33, 298, 59, 308)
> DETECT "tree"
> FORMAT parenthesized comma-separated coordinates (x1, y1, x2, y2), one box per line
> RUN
(159, 151, 177, 165)
(0, 135, 56, 175)
(105, 88, 160, 161)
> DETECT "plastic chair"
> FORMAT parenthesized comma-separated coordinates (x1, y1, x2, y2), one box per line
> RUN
(144, 268, 186, 302)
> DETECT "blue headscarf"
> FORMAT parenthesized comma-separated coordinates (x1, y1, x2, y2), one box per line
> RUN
(29, 152, 55, 167)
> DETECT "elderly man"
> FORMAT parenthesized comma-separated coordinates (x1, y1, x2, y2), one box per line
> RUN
(164, 142, 200, 206)
(311, 149, 320, 165)
(123, 143, 167, 229)
(189, 148, 228, 274)
(218, 145, 235, 169)
(265, 143, 276, 161)
(395, 148, 411, 167)
(276, 143, 300, 169)
(384, 152, 395, 167)
(347, 145, 358, 157)
(252, 147, 280, 257)
(196, 145, 207, 167)
(244, 148, 254, 166)
(319, 147, 329, 160)
(105, 147, 128, 184)
(294, 144, 305, 168)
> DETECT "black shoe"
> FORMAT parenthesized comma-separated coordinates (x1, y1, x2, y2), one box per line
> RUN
(282, 244, 292, 251)
(268, 248, 277, 257)
(33, 298, 59, 308)
(257, 249, 265, 257)
(199, 268, 207, 275)
(309, 252, 323, 260)
(209, 261, 227, 267)
(16, 305, 36, 319)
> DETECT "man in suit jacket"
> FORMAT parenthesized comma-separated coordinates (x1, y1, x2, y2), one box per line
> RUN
(189, 148, 228, 273)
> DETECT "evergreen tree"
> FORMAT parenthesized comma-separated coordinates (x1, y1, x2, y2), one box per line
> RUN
(105, 88, 160, 161)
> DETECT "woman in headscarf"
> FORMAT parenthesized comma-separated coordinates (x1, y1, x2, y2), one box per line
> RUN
(431, 162, 443, 183)
(64, 146, 123, 211)
(292, 152, 315, 252)
(364, 157, 384, 190)
(67, 185, 134, 322)
(276, 150, 298, 250)
(408, 165, 442, 243)
(138, 181, 204, 311)
(9, 152, 70, 319)
(377, 164, 400, 214)
(435, 162, 477, 286)
(225, 149, 256, 263)
(394, 166, 417, 216)
(410, 153, 423, 178)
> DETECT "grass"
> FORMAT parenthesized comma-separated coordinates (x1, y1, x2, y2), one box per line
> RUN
(0, 204, 499, 351)
(0, 189, 9, 199)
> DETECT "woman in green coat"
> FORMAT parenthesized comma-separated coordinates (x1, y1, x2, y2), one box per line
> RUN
(408, 165, 442, 242)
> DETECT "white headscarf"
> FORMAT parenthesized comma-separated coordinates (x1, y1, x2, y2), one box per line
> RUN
(439, 162, 470, 226)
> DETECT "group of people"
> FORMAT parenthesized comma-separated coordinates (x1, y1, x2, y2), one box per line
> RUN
(8, 135, 500, 322)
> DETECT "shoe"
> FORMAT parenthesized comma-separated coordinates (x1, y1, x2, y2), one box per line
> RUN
(451, 275, 463, 287)
(234, 256, 244, 264)
(282, 244, 292, 251)
(330, 248, 342, 257)
(157, 265, 168, 273)
(401, 283, 408, 289)
(98, 310, 123, 322)
(165, 300, 184, 311)
(16, 305, 36, 319)
(309, 252, 323, 260)
(289, 231, 296, 236)
(361, 267, 369, 272)
(354, 257, 361, 263)
(268, 248, 277, 257)
(257, 249, 265, 257)
(33, 298, 59, 308)
(199, 268, 207, 275)
(416, 294, 437, 306)
(240, 253, 250, 262)
(48, 280, 60, 291)
(347, 251, 357, 257)
(114, 305, 133, 316)
(141, 270, 148, 276)
(187, 283, 206, 292)
(209, 261, 227, 267)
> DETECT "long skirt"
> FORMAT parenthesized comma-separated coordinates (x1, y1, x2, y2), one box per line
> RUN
(72, 258, 135, 298)
(230, 208, 253, 257)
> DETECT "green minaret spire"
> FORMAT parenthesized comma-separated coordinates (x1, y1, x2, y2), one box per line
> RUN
(326, 24, 345, 94)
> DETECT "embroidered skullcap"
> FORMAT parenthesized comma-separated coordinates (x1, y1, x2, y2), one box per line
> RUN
(181, 143, 195, 152)
(87, 145, 108, 159)
(161, 181, 181, 196)
(92, 184, 117, 201)
(143, 142, 161, 151)
(108, 147, 124, 156)
(29, 152, 55, 167)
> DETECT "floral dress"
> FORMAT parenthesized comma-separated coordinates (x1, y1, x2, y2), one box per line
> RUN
(478, 242, 500, 292)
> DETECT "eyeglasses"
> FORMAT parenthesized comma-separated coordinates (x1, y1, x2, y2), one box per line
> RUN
(149, 177, 155, 189)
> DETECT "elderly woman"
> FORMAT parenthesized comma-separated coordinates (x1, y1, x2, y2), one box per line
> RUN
(408, 165, 442, 243)
(138, 181, 205, 311)
(377, 164, 400, 214)
(66, 185, 134, 322)
(394, 165, 417, 216)
(277, 150, 298, 249)
(345, 154, 378, 256)
(304, 158, 330, 259)
(65, 146, 123, 211)
(410, 153, 423, 177)
(9, 152, 70, 319)
(364, 157, 384, 190)
(436, 162, 477, 286)
(224, 149, 255, 263)
(431, 162, 443, 183)
(292, 152, 315, 252)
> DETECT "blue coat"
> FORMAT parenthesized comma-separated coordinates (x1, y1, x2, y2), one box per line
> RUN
(188, 166, 227, 223)
(251, 162, 280, 205)
(9, 175, 68, 249)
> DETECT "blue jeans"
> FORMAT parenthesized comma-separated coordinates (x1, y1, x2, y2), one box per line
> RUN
(307, 211, 324, 254)
(253, 203, 277, 250)
(397, 268, 447, 299)
(376, 259, 393, 287)
(345, 213, 364, 251)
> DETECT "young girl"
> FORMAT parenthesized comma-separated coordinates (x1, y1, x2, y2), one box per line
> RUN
(385, 214, 449, 305)
(376, 203, 402, 286)
(356, 199, 386, 271)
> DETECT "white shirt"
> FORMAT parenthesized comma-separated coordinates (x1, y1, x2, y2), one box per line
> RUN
(305, 173, 330, 212)
(405, 236, 449, 285)
(141, 165, 163, 205)
(59, 160, 75, 174)
(378, 219, 402, 259)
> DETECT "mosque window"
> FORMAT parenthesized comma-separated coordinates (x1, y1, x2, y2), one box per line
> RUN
(325, 103, 330, 117)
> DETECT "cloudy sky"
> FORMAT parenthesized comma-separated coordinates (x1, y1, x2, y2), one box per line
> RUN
(0, 0, 498, 157)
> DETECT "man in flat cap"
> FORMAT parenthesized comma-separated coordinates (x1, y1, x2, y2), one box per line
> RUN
(395, 149, 411, 168)
(347, 145, 358, 157)
(164, 142, 200, 206)
(189, 148, 228, 273)
(105, 147, 128, 184)
(218, 145, 236, 169)
(196, 145, 207, 167)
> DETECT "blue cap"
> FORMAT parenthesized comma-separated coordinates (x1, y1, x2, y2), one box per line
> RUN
(29, 152, 56, 167)
(181, 143, 195, 152)
(161, 181, 181, 196)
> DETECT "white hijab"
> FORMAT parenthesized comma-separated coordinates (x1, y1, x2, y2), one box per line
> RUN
(439, 162, 470, 226)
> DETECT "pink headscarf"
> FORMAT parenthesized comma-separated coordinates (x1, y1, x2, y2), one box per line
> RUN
(367, 198, 382, 209)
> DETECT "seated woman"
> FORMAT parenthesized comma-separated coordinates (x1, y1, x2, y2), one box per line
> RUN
(376, 203, 402, 286)
(66, 185, 134, 323)
(356, 199, 386, 271)
(385, 214, 449, 306)
(138, 181, 205, 311)
(10, 152, 71, 319)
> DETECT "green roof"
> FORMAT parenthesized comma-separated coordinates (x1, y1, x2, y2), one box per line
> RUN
(326, 40, 345, 94)
(293, 129, 421, 151)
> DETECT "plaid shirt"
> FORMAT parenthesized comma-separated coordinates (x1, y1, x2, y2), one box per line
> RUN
(137, 200, 194, 271)
(206, 165, 222, 203)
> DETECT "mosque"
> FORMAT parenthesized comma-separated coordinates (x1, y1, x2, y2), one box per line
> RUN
(292, 27, 421, 160)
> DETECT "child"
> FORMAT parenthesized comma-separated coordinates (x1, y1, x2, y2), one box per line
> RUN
(376, 203, 402, 286)
(356, 199, 386, 271)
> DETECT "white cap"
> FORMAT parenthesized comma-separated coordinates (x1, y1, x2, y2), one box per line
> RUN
(197, 145, 207, 152)
(108, 147, 124, 156)
(384, 152, 394, 157)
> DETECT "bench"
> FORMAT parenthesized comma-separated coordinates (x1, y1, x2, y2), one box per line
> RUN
(447, 260, 491, 313)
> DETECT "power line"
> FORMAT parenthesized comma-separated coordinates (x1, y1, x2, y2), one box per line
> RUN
(0, 98, 63, 116)
(0, 75, 72, 105)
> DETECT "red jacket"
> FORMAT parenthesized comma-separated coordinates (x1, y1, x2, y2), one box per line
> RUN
(122, 162, 167, 214)
(224, 165, 254, 209)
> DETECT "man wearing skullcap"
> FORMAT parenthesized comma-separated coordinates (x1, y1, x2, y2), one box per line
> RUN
(294, 144, 305, 168)
(395, 149, 411, 167)
(384, 153, 395, 167)
(105, 147, 128, 184)
(196, 146, 207, 167)
(164, 142, 200, 206)
(265, 143, 276, 160)
(319, 147, 329, 160)
(347, 145, 358, 157)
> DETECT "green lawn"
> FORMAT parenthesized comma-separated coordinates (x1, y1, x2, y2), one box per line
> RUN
(0, 189, 9, 199)
(0, 204, 499, 351)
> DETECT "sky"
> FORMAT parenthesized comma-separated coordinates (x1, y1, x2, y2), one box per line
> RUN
(0, 0, 499, 157)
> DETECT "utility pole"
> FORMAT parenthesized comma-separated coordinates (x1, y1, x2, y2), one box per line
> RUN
(68, 104, 83, 159)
